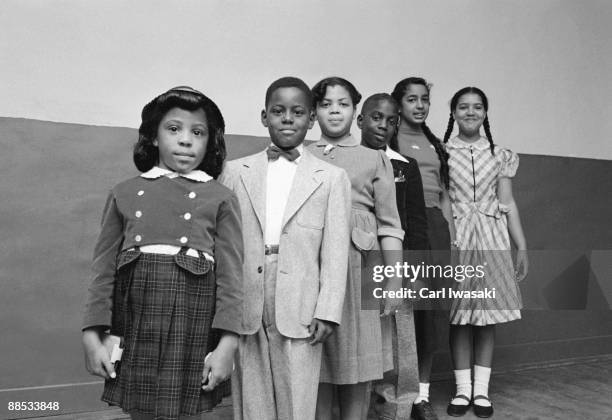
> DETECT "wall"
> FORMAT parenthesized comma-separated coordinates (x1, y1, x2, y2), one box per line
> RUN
(0, 116, 610, 417)
(1, 0, 611, 159)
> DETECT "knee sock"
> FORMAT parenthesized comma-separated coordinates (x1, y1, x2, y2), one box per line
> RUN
(473, 365, 492, 407)
(414, 382, 430, 404)
(451, 369, 471, 405)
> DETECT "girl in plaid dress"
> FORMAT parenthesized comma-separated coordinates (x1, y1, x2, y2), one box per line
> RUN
(442, 87, 528, 418)
(82, 87, 244, 420)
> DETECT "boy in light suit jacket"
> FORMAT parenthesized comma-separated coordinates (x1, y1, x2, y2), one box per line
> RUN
(219, 77, 351, 420)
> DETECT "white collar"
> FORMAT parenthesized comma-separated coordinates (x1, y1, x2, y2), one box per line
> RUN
(447, 136, 491, 151)
(315, 133, 360, 148)
(268, 143, 304, 163)
(140, 166, 213, 182)
(385, 147, 409, 163)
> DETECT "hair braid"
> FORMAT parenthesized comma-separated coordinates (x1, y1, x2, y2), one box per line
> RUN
(443, 113, 455, 143)
(422, 122, 449, 189)
(482, 116, 495, 155)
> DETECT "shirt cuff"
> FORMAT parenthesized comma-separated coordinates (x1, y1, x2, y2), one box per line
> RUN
(82, 312, 111, 332)
(211, 313, 244, 335)
(378, 227, 405, 241)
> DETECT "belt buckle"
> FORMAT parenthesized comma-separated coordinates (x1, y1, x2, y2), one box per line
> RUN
(265, 245, 279, 255)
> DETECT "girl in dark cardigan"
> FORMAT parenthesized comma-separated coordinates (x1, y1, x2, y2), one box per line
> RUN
(82, 86, 244, 420)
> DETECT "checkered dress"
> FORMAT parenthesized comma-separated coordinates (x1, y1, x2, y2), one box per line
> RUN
(103, 249, 230, 420)
(446, 137, 522, 325)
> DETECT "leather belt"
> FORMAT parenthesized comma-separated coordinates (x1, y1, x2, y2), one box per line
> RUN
(264, 244, 279, 255)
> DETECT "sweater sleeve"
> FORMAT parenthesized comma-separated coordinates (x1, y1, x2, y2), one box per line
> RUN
(373, 150, 405, 240)
(403, 161, 429, 250)
(211, 191, 245, 334)
(82, 191, 124, 330)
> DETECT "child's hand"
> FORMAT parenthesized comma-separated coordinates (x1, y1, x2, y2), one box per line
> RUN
(82, 329, 116, 380)
(382, 277, 404, 316)
(201, 333, 238, 392)
(404, 278, 426, 309)
(308, 319, 336, 345)
(515, 250, 529, 282)
(382, 296, 405, 316)
(412, 278, 427, 298)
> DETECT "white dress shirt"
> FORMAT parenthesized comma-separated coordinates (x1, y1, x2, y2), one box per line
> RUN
(265, 144, 303, 245)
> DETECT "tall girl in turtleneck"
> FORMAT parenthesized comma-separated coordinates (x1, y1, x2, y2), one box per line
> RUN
(391, 77, 454, 420)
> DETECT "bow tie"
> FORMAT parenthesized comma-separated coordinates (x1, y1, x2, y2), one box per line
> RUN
(266, 145, 300, 162)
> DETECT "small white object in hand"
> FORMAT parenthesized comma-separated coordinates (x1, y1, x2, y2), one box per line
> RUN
(110, 343, 123, 364)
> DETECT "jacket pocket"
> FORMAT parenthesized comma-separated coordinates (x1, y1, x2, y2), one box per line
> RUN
(351, 227, 377, 252)
(296, 213, 324, 230)
(174, 252, 213, 275)
(116, 249, 141, 270)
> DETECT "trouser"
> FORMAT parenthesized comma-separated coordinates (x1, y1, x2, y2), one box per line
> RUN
(372, 312, 419, 420)
(232, 254, 323, 420)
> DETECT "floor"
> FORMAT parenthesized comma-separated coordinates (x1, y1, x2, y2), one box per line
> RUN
(21, 357, 612, 420)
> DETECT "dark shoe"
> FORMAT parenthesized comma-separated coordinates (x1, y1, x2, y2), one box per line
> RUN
(411, 400, 438, 420)
(473, 395, 494, 418)
(446, 395, 471, 417)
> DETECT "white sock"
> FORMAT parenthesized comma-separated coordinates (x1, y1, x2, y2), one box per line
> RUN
(473, 365, 492, 407)
(452, 369, 472, 405)
(414, 382, 430, 404)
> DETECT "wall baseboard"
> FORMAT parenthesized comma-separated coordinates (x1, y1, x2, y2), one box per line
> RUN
(431, 335, 612, 381)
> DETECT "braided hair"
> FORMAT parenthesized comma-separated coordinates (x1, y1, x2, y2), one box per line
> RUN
(444, 86, 495, 155)
(391, 77, 449, 189)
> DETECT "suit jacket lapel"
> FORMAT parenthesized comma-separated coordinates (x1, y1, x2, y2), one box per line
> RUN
(239, 152, 267, 232)
(281, 150, 323, 229)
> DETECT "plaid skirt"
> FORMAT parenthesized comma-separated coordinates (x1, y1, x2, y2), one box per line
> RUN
(103, 249, 230, 420)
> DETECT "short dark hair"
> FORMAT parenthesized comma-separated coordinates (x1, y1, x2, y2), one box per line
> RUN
(391, 77, 431, 105)
(265, 77, 313, 109)
(312, 77, 362, 108)
(361, 93, 398, 114)
(134, 86, 227, 178)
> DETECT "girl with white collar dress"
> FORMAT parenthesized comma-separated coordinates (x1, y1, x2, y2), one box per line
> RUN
(82, 87, 244, 420)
